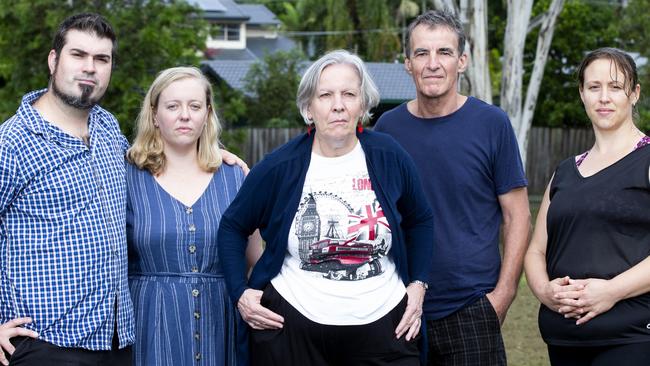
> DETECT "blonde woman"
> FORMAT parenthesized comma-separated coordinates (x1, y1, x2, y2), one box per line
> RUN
(126, 67, 261, 365)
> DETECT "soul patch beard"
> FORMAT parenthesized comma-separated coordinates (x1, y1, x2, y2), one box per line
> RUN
(52, 79, 99, 110)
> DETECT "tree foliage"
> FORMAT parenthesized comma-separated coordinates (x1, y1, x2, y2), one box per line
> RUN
(243, 49, 305, 127)
(529, 0, 621, 128)
(622, 0, 650, 132)
(251, 0, 647, 132)
(213, 80, 248, 128)
(0, 0, 208, 139)
(484, 0, 627, 129)
(273, 0, 401, 62)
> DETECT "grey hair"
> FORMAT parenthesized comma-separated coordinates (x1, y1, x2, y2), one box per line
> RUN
(405, 9, 466, 58)
(296, 49, 380, 125)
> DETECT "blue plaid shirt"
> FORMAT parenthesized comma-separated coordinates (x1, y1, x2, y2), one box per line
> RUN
(0, 90, 135, 350)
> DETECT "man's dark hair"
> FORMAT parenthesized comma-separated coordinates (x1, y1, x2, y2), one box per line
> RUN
(577, 47, 638, 96)
(52, 13, 117, 61)
(404, 9, 466, 58)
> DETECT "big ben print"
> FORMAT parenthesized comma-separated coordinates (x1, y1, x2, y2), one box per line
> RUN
(296, 194, 320, 261)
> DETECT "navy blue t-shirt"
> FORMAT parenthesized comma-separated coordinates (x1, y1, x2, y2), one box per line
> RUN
(375, 97, 527, 320)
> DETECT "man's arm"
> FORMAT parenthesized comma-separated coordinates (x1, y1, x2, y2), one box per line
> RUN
(487, 186, 531, 325)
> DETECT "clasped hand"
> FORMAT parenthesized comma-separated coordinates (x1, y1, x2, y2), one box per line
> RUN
(544, 276, 618, 325)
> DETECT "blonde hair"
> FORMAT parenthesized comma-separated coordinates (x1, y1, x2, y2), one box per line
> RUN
(127, 66, 222, 175)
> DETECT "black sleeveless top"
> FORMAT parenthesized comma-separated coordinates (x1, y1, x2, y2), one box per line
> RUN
(540, 144, 650, 346)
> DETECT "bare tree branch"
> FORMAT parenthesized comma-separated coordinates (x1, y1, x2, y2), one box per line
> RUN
(519, 0, 565, 164)
(500, 0, 533, 129)
(527, 13, 545, 34)
(465, 0, 491, 102)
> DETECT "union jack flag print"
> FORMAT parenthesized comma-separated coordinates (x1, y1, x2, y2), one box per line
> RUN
(348, 201, 390, 241)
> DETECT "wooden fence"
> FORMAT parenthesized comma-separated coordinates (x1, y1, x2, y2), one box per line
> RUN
(229, 126, 594, 195)
(525, 127, 594, 194)
(242, 128, 304, 165)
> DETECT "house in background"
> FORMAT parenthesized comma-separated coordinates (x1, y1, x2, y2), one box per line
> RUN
(201, 60, 416, 122)
(195, 0, 416, 122)
(194, 0, 296, 61)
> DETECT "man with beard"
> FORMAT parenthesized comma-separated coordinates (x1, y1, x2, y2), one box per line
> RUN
(374, 10, 530, 366)
(0, 13, 134, 365)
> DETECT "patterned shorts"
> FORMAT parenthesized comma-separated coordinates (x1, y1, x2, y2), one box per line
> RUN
(426, 295, 506, 366)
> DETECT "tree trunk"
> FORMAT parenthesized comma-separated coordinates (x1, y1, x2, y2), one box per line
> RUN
(459, 0, 468, 22)
(500, 0, 533, 127)
(518, 0, 565, 167)
(500, 0, 533, 165)
(466, 0, 491, 103)
(432, 0, 457, 13)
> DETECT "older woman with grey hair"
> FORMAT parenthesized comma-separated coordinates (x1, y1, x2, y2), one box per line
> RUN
(218, 49, 434, 366)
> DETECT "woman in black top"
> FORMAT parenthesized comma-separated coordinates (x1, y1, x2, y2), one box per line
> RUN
(525, 47, 650, 366)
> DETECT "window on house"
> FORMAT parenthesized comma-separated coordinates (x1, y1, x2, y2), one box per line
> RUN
(226, 25, 240, 41)
(213, 23, 240, 41)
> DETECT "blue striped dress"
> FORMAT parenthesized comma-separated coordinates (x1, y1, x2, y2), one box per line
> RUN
(126, 162, 244, 366)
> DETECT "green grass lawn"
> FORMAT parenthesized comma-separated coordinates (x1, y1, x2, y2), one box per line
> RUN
(502, 277, 549, 365)
(502, 195, 549, 365)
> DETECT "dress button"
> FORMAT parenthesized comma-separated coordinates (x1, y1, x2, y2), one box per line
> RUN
(194, 332, 200, 340)
(188, 245, 197, 254)
(189, 224, 196, 232)
(186, 207, 193, 214)
(195, 353, 201, 361)
(191, 266, 199, 273)
(194, 311, 200, 319)
(192, 289, 200, 297)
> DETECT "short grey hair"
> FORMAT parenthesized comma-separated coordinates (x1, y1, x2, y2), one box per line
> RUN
(296, 49, 380, 125)
(405, 9, 466, 58)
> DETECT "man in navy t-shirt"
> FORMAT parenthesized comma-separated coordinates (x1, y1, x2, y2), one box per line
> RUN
(375, 9, 530, 365)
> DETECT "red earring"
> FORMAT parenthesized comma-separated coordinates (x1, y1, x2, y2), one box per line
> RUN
(357, 120, 363, 133)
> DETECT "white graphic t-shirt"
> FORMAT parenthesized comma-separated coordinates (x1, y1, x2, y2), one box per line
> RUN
(271, 142, 406, 325)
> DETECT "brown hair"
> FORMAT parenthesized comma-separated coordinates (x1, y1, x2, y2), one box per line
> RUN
(577, 47, 638, 96)
(53, 13, 117, 62)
